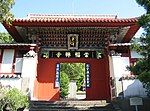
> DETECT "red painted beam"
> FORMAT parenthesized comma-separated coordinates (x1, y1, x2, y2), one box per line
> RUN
(122, 25, 140, 42)
(3, 22, 24, 42)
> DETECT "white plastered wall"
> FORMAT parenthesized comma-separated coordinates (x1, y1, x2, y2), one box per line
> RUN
(109, 56, 115, 78)
(21, 55, 37, 100)
(109, 56, 116, 98)
(112, 56, 130, 98)
(112, 55, 147, 98)
(112, 56, 130, 78)
(0, 78, 22, 90)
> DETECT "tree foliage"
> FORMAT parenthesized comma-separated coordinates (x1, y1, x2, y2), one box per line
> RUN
(60, 63, 85, 80)
(0, 32, 14, 43)
(0, 0, 14, 23)
(60, 72, 69, 98)
(60, 63, 85, 95)
(0, 87, 29, 111)
(76, 74, 84, 91)
(136, 0, 150, 13)
(130, 0, 150, 96)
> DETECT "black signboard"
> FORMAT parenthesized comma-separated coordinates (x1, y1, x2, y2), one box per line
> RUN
(42, 51, 103, 59)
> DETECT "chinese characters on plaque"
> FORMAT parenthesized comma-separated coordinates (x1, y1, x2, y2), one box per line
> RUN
(41, 34, 103, 59)
(85, 64, 90, 88)
(68, 34, 78, 50)
(47, 51, 103, 59)
(55, 63, 60, 88)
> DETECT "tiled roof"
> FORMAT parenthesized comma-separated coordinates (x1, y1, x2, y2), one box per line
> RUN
(3, 14, 140, 43)
(0, 74, 21, 78)
(14, 14, 138, 23)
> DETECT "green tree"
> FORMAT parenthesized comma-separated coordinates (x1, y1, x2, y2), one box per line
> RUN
(60, 63, 85, 91)
(130, 0, 150, 96)
(0, 32, 14, 43)
(60, 63, 85, 80)
(135, 0, 150, 13)
(60, 72, 69, 98)
(0, 0, 14, 23)
(76, 74, 84, 91)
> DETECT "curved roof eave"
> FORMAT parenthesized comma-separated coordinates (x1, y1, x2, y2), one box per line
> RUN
(2, 15, 140, 43)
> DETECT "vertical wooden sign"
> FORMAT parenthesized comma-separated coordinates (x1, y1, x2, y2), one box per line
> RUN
(55, 63, 60, 88)
(85, 63, 90, 88)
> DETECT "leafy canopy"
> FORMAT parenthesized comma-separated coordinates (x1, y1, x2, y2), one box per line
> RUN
(0, 0, 14, 23)
(60, 63, 85, 80)
(60, 63, 85, 93)
(136, 0, 150, 13)
(60, 72, 69, 98)
(0, 32, 14, 43)
(130, 0, 150, 96)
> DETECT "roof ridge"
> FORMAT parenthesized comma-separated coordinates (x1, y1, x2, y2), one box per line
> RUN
(27, 14, 118, 19)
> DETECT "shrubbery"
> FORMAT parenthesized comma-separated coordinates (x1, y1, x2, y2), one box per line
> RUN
(60, 72, 69, 98)
(0, 86, 29, 111)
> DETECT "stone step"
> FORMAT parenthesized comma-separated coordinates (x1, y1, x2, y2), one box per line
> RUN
(31, 100, 107, 106)
(29, 100, 114, 111)
(30, 109, 108, 111)
(30, 105, 109, 108)
(29, 107, 111, 110)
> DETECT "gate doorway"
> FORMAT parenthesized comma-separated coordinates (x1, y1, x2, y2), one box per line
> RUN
(35, 58, 111, 101)
(60, 63, 86, 100)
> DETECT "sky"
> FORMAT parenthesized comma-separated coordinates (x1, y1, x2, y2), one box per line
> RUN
(0, 0, 146, 37)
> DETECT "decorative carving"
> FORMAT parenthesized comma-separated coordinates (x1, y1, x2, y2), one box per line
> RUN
(84, 52, 89, 58)
(109, 50, 122, 56)
(26, 27, 119, 50)
(96, 51, 102, 59)
(75, 52, 81, 58)
(56, 52, 62, 58)
(41, 50, 49, 58)
(65, 52, 71, 58)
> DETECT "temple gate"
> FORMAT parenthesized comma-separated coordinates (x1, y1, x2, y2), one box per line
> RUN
(3, 14, 140, 101)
